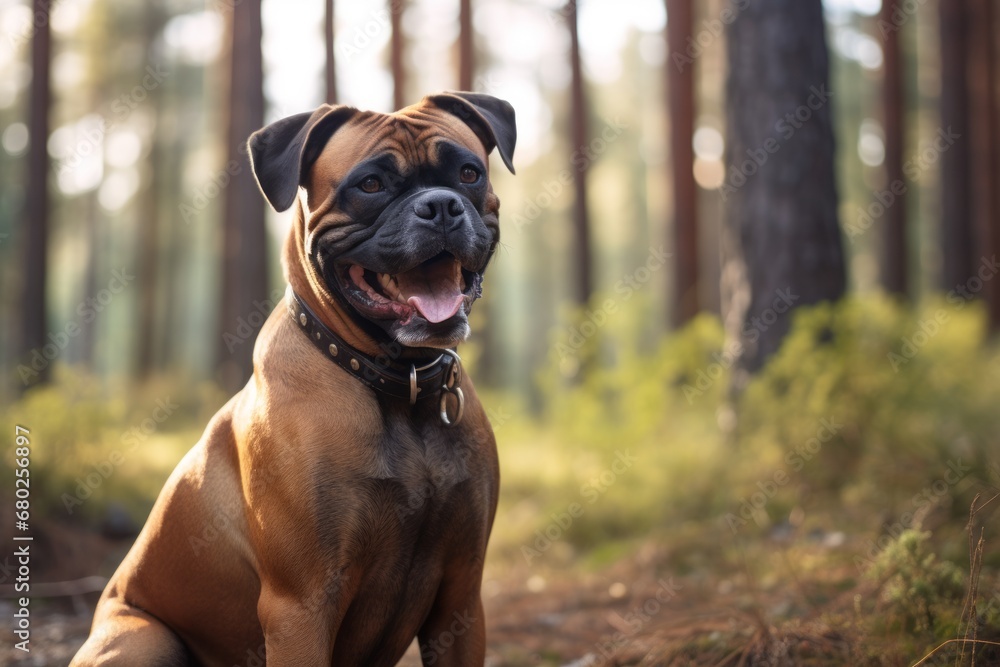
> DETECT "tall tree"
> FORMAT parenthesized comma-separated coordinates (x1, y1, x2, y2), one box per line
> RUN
(566, 0, 593, 306)
(217, 0, 267, 391)
(458, 0, 474, 91)
(721, 0, 846, 379)
(879, 1, 908, 297)
(666, 0, 699, 326)
(20, 0, 53, 389)
(325, 0, 338, 104)
(135, 1, 167, 379)
(968, 0, 999, 329)
(938, 0, 973, 291)
(457, 0, 499, 385)
(391, 0, 406, 109)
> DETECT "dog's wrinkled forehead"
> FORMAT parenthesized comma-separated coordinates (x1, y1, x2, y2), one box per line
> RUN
(249, 92, 515, 215)
(305, 106, 488, 211)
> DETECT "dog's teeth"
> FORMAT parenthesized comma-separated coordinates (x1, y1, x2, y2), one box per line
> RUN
(378, 273, 403, 300)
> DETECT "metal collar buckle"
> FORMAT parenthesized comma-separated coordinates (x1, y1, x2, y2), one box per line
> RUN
(409, 349, 464, 427)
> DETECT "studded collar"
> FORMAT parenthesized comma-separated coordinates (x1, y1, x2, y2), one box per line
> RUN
(286, 287, 466, 425)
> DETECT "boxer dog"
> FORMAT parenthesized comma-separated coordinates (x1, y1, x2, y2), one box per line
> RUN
(71, 91, 515, 666)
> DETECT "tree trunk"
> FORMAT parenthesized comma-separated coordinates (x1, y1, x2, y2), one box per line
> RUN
(21, 0, 52, 389)
(721, 0, 846, 381)
(879, 1, 908, 297)
(217, 0, 267, 392)
(938, 0, 973, 292)
(325, 0, 337, 104)
(458, 0, 474, 90)
(968, 0, 1000, 329)
(135, 2, 166, 379)
(77, 194, 99, 368)
(566, 0, 593, 306)
(666, 0, 699, 327)
(391, 0, 406, 109)
(457, 0, 498, 385)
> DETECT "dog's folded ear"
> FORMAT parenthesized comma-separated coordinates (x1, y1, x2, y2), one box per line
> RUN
(248, 105, 358, 212)
(425, 92, 517, 175)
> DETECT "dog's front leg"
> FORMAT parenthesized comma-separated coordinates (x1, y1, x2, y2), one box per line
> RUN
(418, 591, 486, 666)
(257, 585, 337, 666)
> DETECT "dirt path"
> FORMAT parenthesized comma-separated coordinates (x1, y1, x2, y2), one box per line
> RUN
(1, 556, 854, 667)
(0, 522, 864, 666)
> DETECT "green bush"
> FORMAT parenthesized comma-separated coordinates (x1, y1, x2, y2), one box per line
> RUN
(867, 528, 965, 636)
(1, 367, 226, 523)
(740, 296, 1000, 515)
(497, 293, 1000, 562)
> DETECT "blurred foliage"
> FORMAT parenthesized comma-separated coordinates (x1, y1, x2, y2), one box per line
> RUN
(494, 293, 1000, 562)
(7, 293, 998, 554)
(867, 529, 965, 636)
(0, 367, 226, 524)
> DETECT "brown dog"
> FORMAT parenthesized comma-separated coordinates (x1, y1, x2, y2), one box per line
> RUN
(71, 91, 515, 666)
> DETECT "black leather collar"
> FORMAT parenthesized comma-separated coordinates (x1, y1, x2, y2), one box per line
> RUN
(286, 288, 465, 425)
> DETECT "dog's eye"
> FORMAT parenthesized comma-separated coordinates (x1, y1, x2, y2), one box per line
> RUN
(358, 176, 383, 193)
(459, 166, 480, 184)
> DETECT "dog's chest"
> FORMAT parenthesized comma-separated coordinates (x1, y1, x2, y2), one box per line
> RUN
(310, 405, 486, 559)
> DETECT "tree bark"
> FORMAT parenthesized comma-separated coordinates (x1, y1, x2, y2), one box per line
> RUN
(968, 0, 1000, 329)
(135, 2, 166, 379)
(938, 0, 973, 292)
(21, 0, 52, 389)
(391, 0, 406, 109)
(217, 0, 267, 392)
(666, 0, 699, 327)
(721, 0, 846, 380)
(566, 0, 593, 306)
(325, 0, 337, 104)
(879, 1, 908, 297)
(458, 0, 474, 91)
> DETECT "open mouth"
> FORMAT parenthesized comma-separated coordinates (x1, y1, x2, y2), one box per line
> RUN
(338, 252, 482, 325)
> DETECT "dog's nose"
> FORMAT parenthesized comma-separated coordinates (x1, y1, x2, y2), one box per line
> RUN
(412, 191, 466, 229)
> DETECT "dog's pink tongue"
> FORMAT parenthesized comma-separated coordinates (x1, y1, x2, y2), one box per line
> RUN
(395, 257, 465, 323)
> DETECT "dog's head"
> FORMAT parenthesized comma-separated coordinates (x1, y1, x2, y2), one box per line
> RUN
(248, 92, 516, 349)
